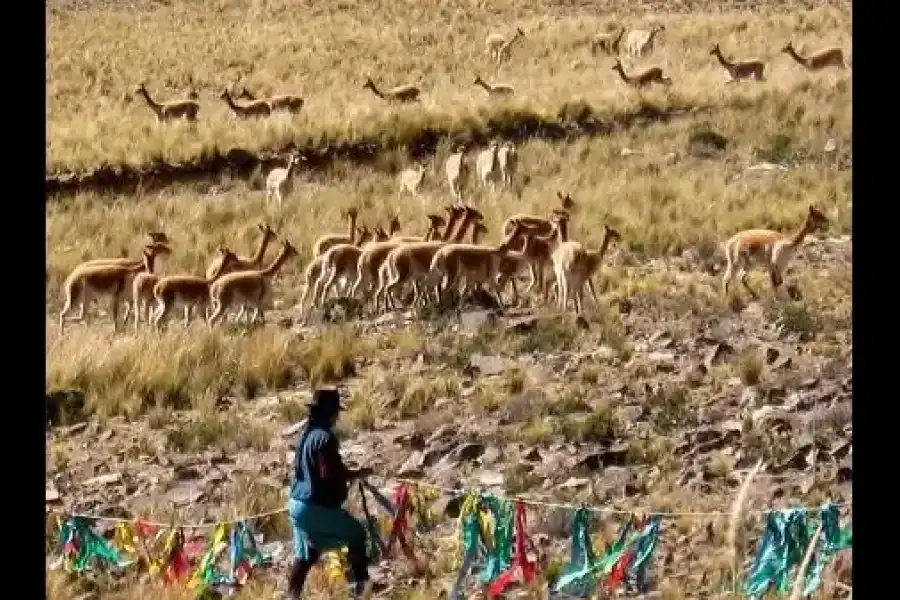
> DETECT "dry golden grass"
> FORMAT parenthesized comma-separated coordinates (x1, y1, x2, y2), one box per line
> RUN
(47, 0, 850, 173)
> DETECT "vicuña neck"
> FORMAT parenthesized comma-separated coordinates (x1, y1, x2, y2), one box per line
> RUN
(787, 215, 814, 248)
(713, 48, 731, 69)
(786, 47, 806, 65)
(262, 248, 291, 276)
(250, 231, 273, 265)
(139, 89, 161, 110)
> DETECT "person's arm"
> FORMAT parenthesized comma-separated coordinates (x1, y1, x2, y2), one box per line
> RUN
(313, 435, 349, 482)
(313, 435, 372, 481)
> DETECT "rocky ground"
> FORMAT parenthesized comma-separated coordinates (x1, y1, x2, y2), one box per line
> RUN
(45, 233, 852, 598)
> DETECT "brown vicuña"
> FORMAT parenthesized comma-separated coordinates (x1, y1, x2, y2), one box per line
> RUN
(134, 82, 199, 122)
(313, 208, 360, 257)
(207, 240, 299, 326)
(310, 224, 398, 309)
(239, 87, 305, 113)
(389, 214, 447, 244)
(549, 211, 590, 312)
(612, 58, 672, 88)
(502, 191, 576, 237)
(58, 242, 172, 334)
(299, 225, 375, 315)
(563, 224, 622, 312)
(496, 27, 526, 64)
(495, 231, 537, 305)
(352, 206, 464, 309)
(151, 248, 238, 330)
(378, 205, 483, 311)
(362, 76, 420, 103)
(722, 204, 829, 300)
(81, 232, 170, 268)
(473, 74, 515, 97)
(710, 43, 765, 82)
(429, 218, 528, 307)
(591, 26, 625, 56)
(206, 223, 278, 280)
(220, 88, 272, 118)
(781, 42, 845, 70)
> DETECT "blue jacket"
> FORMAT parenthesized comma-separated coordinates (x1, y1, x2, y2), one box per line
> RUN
(290, 422, 350, 508)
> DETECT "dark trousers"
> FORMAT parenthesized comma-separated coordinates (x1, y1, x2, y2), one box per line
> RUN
(287, 540, 370, 598)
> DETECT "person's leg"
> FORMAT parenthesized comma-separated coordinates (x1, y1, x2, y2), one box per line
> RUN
(291, 502, 372, 593)
(288, 500, 322, 599)
(328, 508, 371, 590)
(287, 546, 320, 598)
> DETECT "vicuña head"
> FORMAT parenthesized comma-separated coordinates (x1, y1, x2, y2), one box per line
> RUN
(556, 190, 576, 211)
(602, 224, 622, 245)
(805, 204, 829, 230)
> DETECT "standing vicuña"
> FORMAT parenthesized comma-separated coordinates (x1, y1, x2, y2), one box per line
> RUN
(781, 42, 845, 70)
(398, 166, 427, 198)
(497, 27, 526, 64)
(429, 219, 528, 307)
(266, 154, 305, 206)
(473, 75, 515, 97)
(612, 58, 672, 88)
(624, 24, 665, 59)
(300, 226, 375, 315)
(486, 27, 525, 64)
(362, 77, 420, 103)
(445, 144, 469, 202)
(134, 82, 199, 122)
(220, 88, 272, 118)
(497, 141, 518, 188)
(239, 87, 305, 113)
(722, 205, 829, 300)
(206, 223, 278, 280)
(313, 209, 360, 257)
(58, 243, 172, 334)
(476, 141, 502, 191)
(208, 240, 298, 326)
(710, 43, 765, 82)
(150, 248, 238, 330)
(591, 27, 626, 56)
(563, 224, 622, 312)
(372, 206, 477, 312)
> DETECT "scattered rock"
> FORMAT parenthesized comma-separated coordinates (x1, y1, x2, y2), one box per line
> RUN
(478, 470, 504, 487)
(460, 310, 497, 331)
(468, 354, 508, 376)
(84, 472, 122, 487)
(46, 486, 61, 503)
(646, 351, 677, 373)
(397, 451, 425, 477)
(559, 477, 591, 490)
(448, 442, 485, 464)
(751, 405, 790, 429)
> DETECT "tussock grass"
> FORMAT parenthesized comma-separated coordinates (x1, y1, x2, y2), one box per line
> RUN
(46, 325, 365, 416)
(48, 1, 850, 173)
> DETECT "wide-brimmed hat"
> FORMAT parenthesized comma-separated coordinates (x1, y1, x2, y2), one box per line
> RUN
(306, 388, 346, 413)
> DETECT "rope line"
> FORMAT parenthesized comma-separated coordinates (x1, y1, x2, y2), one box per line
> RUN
(47, 476, 852, 529)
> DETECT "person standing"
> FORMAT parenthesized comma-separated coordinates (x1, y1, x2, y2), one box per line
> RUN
(286, 388, 373, 598)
